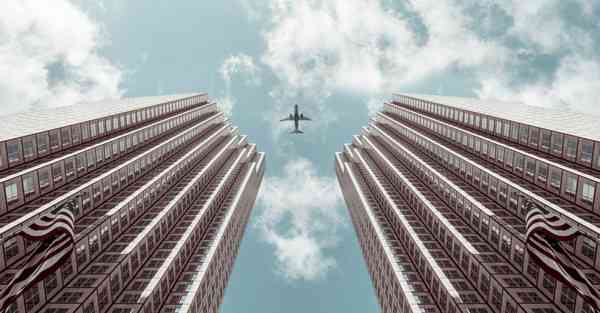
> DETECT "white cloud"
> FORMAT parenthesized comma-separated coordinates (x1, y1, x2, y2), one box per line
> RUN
(215, 95, 235, 116)
(245, 0, 600, 118)
(220, 53, 261, 87)
(217, 53, 261, 116)
(0, 0, 123, 116)
(256, 158, 344, 281)
(477, 55, 600, 115)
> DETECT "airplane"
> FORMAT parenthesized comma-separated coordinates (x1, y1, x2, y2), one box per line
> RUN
(280, 104, 311, 134)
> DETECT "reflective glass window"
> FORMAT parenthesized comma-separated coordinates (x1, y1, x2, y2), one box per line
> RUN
(23, 137, 35, 158)
(23, 174, 34, 194)
(565, 137, 577, 158)
(582, 182, 595, 203)
(565, 174, 577, 195)
(6, 142, 19, 162)
(5, 183, 18, 202)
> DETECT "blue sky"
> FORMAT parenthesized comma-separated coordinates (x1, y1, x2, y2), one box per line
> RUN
(1, 1, 600, 312)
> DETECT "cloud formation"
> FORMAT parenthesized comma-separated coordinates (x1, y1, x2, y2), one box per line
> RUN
(218, 53, 261, 115)
(0, 0, 123, 116)
(256, 158, 343, 281)
(245, 0, 600, 115)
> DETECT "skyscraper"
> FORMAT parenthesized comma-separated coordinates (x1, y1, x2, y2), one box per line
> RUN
(0, 93, 265, 313)
(336, 94, 600, 313)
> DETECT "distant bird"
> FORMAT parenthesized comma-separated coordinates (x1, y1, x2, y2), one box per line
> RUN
(280, 104, 312, 134)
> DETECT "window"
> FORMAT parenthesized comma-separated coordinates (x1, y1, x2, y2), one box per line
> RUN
(49, 133, 59, 149)
(7, 142, 19, 163)
(52, 164, 63, 182)
(537, 164, 548, 183)
(39, 169, 50, 188)
(511, 125, 519, 140)
(23, 286, 40, 310)
(44, 272, 58, 294)
(565, 137, 577, 158)
(23, 174, 35, 195)
(526, 159, 536, 177)
(514, 154, 524, 171)
(582, 182, 595, 203)
(565, 174, 577, 195)
(582, 238, 596, 259)
(4, 238, 19, 259)
(23, 138, 35, 158)
(560, 287, 576, 311)
(541, 131, 551, 150)
(530, 128, 539, 146)
(542, 273, 556, 295)
(37, 134, 48, 153)
(550, 168, 562, 188)
(5, 183, 18, 202)
(552, 133, 563, 154)
(61, 129, 70, 145)
(581, 141, 594, 163)
(519, 126, 529, 143)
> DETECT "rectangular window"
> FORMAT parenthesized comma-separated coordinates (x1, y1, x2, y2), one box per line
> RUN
(49, 133, 59, 149)
(552, 133, 563, 154)
(541, 131, 551, 150)
(519, 126, 529, 143)
(565, 174, 577, 195)
(23, 175, 35, 195)
(37, 134, 48, 154)
(583, 182, 595, 203)
(5, 183, 18, 202)
(565, 137, 577, 158)
(61, 129, 71, 145)
(537, 164, 548, 183)
(526, 159, 536, 177)
(7, 142, 19, 163)
(23, 138, 35, 158)
(582, 238, 596, 259)
(529, 128, 539, 146)
(550, 168, 562, 188)
(581, 141, 594, 163)
(39, 169, 50, 188)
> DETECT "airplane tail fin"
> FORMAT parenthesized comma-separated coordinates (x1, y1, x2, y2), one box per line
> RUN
(290, 130, 304, 134)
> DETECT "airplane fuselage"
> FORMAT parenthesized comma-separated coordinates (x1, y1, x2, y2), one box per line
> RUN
(294, 105, 299, 131)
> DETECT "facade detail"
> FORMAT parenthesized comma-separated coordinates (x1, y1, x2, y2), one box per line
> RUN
(0, 93, 265, 313)
(336, 94, 600, 313)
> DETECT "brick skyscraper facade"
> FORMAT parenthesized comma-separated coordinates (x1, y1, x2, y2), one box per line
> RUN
(0, 93, 265, 313)
(336, 94, 600, 313)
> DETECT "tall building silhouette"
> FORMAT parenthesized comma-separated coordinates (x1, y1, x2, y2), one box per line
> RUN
(0, 93, 265, 313)
(336, 94, 600, 313)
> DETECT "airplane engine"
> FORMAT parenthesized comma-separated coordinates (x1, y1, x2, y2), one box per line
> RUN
(300, 113, 304, 119)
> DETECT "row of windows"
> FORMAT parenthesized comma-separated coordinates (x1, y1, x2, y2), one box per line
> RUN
(4, 123, 229, 313)
(361, 144, 534, 312)
(381, 110, 600, 228)
(162, 167, 254, 313)
(370, 121, 600, 312)
(1, 117, 223, 276)
(348, 183, 430, 313)
(0, 95, 206, 170)
(351, 148, 467, 313)
(386, 104, 600, 212)
(0, 105, 216, 213)
(377, 117, 600, 266)
(369, 126, 596, 309)
(396, 96, 600, 170)
(356, 143, 586, 313)
(141, 148, 247, 309)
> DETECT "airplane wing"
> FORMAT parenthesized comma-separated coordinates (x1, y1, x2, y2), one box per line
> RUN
(280, 116, 293, 122)
(299, 115, 312, 121)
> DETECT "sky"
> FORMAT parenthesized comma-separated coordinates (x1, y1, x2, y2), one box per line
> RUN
(1, 1, 600, 312)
